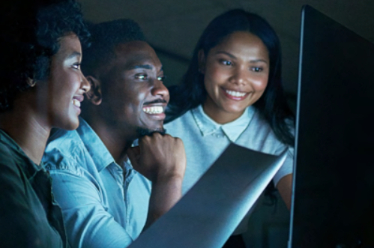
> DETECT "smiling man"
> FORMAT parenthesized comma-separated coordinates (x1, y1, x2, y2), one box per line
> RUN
(42, 19, 186, 248)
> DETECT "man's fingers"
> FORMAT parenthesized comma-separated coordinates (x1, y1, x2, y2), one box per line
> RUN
(127, 146, 140, 166)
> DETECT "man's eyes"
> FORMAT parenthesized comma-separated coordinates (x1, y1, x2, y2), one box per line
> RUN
(157, 76, 165, 81)
(135, 74, 148, 80)
(135, 74, 165, 81)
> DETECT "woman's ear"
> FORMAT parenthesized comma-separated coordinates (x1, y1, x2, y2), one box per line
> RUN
(198, 49, 206, 74)
(85, 76, 102, 106)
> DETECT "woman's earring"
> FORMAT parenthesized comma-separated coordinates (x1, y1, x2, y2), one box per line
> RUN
(27, 78, 36, 87)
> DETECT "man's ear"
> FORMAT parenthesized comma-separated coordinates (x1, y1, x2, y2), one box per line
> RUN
(85, 76, 102, 106)
(198, 49, 206, 74)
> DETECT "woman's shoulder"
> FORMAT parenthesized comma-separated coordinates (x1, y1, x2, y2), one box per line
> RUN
(250, 108, 295, 138)
(0, 140, 31, 191)
(165, 109, 194, 127)
(237, 109, 291, 152)
(0, 134, 26, 169)
(0, 141, 17, 167)
(164, 108, 198, 137)
(247, 108, 273, 132)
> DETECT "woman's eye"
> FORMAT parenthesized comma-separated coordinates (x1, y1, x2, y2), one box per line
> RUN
(135, 74, 148, 80)
(157, 76, 165, 81)
(251, 67, 263, 72)
(72, 63, 81, 70)
(219, 59, 232, 66)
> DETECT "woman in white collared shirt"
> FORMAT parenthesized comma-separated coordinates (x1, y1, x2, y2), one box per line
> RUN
(165, 9, 294, 247)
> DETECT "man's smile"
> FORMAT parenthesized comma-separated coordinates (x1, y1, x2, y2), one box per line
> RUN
(142, 106, 164, 114)
(142, 98, 167, 115)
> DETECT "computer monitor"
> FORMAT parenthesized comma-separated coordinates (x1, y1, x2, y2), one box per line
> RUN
(289, 5, 374, 248)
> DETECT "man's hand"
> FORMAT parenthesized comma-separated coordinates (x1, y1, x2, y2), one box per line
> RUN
(127, 133, 186, 183)
(127, 133, 186, 229)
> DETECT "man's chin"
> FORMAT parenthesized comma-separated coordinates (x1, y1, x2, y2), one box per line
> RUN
(136, 126, 166, 138)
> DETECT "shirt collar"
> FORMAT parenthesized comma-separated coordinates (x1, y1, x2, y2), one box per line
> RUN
(191, 105, 221, 136)
(76, 117, 115, 172)
(191, 105, 256, 142)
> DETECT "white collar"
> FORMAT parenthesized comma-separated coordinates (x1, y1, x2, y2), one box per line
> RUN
(191, 105, 256, 142)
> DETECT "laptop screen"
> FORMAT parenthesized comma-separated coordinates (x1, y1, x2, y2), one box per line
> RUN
(289, 5, 374, 248)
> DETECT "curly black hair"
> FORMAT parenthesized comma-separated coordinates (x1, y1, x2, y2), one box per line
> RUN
(0, 0, 89, 111)
(81, 19, 146, 76)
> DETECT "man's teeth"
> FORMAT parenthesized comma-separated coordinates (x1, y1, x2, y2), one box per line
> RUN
(142, 106, 164, 114)
(72, 99, 81, 107)
(225, 90, 246, 97)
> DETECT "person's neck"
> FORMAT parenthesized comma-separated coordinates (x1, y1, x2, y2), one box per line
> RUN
(202, 100, 244, 124)
(87, 115, 135, 166)
(0, 99, 50, 165)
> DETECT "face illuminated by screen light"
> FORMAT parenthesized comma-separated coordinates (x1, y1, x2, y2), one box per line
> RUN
(201, 31, 270, 124)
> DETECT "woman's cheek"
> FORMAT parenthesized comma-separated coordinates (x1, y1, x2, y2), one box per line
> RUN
(206, 66, 227, 85)
(252, 74, 269, 90)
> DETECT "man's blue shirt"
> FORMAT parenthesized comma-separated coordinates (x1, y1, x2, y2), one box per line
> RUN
(42, 118, 151, 248)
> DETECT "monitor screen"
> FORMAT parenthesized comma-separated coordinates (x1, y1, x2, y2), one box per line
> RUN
(289, 5, 374, 248)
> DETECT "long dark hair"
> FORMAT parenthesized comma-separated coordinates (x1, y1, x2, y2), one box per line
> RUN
(166, 9, 294, 147)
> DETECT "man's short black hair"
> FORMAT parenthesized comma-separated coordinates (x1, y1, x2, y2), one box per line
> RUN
(0, 0, 89, 111)
(82, 19, 146, 76)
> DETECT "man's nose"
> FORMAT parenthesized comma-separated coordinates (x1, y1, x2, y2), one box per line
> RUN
(151, 79, 169, 99)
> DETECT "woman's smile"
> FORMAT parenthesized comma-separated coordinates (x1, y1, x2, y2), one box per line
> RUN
(201, 31, 270, 124)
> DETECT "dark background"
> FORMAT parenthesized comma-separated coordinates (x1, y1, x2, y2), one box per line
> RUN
(79, 0, 374, 106)
(77, 1, 374, 247)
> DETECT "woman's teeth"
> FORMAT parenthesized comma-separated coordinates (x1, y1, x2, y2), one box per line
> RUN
(225, 90, 246, 97)
(142, 106, 164, 114)
(72, 99, 81, 107)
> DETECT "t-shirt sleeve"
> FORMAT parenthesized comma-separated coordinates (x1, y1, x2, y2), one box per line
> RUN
(273, 119, 295, 186)
(273, 146, 294, 186)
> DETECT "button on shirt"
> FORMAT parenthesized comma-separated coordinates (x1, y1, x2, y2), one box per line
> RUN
(42, 118, 151, 248)
(165, 105, 294, 194)
(0, 129, 67, 248)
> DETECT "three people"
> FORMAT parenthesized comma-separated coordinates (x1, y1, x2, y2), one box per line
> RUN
(0, 4, 294, 248)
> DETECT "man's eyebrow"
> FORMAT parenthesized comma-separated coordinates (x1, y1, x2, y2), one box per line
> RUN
(126, 64, 153, 70)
